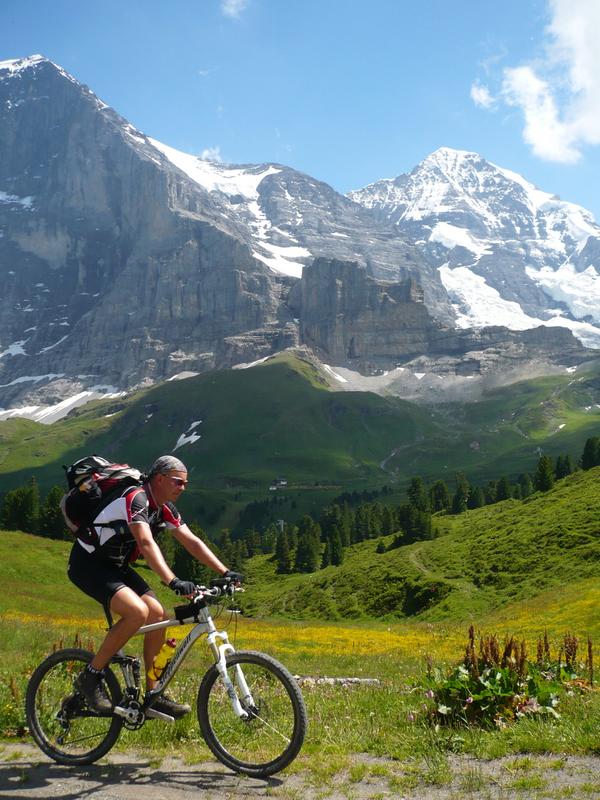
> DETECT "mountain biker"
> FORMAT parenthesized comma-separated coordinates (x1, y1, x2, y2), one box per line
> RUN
(67, 454, 242, 717)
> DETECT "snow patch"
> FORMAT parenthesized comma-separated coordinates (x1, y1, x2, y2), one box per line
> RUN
(439, 264, 600, 348)
(167, 371, 200, 381)
(323, 364, 348, 383)
(0, 340, 28, 358)
(0, 55, 46, 75)
(0, 190, 34, 208)
(0, 372, 64, 388)
(252, 242, 310, 278)
(173, 420, 202, 451)
(37, 334, 69, 354)
(233, 355, 273, 369)
(429, 222, 489, 258)
(149, 138, 280, 200)
(525, 262, 600, 324)
(0, 386, 125, 423)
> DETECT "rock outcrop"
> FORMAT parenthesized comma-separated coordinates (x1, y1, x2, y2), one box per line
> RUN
(296, 258, 584, 373)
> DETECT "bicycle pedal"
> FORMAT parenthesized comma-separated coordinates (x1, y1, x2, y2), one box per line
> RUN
(144, 707, 175, 723)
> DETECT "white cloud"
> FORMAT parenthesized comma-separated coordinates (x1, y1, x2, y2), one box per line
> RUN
(221, 0, 248, 19)
(502, 66, 581, 162)
(477, 0, 600, 163)
(470, 82, 495, 109)
(200, 146, 223, 162)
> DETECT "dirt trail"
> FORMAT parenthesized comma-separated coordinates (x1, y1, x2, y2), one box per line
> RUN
(2, 744, 600, 800)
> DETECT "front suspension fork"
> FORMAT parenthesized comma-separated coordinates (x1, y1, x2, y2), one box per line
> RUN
(207, 632, 255, 719)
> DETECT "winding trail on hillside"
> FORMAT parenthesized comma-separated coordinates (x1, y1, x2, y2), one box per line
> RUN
(408, 545, 434, 577)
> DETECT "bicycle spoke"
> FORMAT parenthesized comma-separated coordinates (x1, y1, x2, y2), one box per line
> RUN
(26, 649, 123, 765)
(244, 711, 292, 743)
(198, 651, 306, 775)
(55, 730, 113, 746)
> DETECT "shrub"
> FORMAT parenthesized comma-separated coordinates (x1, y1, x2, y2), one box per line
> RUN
(419, 627, 593, 729)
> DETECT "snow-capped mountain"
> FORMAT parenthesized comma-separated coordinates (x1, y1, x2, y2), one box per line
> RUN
(349, 148, 600, 348)
(0, 56, 593, 414)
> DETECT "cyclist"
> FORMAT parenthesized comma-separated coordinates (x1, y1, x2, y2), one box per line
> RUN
(67, 454, 242, 717)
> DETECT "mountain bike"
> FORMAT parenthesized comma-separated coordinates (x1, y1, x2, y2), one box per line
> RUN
(25, 581, 307, 777)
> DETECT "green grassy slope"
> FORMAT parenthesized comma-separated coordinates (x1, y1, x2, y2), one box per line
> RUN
(2, 466, 599, 629)
(1, 353, 600, 531)
(240, 465, 600, 621)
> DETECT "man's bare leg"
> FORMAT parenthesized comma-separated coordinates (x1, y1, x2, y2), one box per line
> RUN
(89, 587, 150, 670)
(140, 593, 169, 690)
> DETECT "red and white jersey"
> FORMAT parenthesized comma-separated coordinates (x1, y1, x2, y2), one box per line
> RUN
(76, 484, 183, 566)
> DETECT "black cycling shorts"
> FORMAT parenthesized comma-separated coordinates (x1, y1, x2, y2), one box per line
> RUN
(68, 542, 152, 610)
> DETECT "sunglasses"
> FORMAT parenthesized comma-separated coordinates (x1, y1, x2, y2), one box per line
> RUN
(164, 475, 188, 488)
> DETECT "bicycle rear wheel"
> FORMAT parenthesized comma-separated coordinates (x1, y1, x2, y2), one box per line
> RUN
(25, 648, 123, 765)
(197, 649, 307, 777)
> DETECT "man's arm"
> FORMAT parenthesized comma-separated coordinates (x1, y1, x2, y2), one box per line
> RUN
(129, 521, 176, 585)
(172, 523, 228, 575)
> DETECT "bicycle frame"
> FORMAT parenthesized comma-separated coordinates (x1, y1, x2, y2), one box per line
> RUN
(112, 598, 254, 720)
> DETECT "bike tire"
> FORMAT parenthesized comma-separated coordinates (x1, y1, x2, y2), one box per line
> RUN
(197, 649, 307, 777)
(25, 648, 123, 765)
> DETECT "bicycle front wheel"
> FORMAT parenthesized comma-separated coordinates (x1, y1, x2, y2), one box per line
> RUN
(197, 649, 307, 777)
(25, 648, 123, 765)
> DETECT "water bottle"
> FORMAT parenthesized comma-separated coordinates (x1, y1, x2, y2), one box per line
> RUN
(148, 637, 176, 681)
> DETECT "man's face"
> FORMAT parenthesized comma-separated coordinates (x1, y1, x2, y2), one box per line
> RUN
(157, 470, 188, 502)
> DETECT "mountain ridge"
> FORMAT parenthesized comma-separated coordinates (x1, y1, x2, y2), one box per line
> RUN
(0, 54, 598, 414)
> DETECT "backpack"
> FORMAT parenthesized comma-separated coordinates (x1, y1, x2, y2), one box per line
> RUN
(60, 455, 144, 546)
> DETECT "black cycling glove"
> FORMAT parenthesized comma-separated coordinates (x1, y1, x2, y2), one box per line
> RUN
(222, 570, 244, 584)
(169, 577, 197, 596)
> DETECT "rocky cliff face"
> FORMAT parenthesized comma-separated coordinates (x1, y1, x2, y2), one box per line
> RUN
(0, 56, 302, 407)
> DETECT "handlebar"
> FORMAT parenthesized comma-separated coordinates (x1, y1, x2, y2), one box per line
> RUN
(173, 581, 242, 622)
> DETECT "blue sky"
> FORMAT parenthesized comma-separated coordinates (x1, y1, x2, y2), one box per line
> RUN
(1, 0, 599, 219)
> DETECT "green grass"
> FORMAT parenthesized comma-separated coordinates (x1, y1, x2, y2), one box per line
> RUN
(237, 465, 600, 624)
(1, 352, 600, 536)
(1, 528, 600, 778)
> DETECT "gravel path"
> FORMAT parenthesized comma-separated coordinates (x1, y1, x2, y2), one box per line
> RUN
(1, 744, 600, 799)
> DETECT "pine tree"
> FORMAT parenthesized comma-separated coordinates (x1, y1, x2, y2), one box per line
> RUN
(320, 540, 331, 569)
(581, 437, 600, 470)
(534, 455, 555, 492)
(39, 485, 68, 539)
(518, 473, 534, 498)
(261, 523, 279, 554)
(430, 480, 451, 512)
(274, 529, 291, 574)
(381, 505, 396, 535)
(294, 515, 320, 573)
(408, 477, 429, 512)
(451, 474, 470, 514)
(230, 540, 248, 572)
(555, 454, 574, 479)
(329, 528, 344, 566)
(287, 524, 298, 552)
(0, 478, 40, 534)
(217, 529, 233, 564)
(496, 476, 512, 501)
(24, 476, 41, 533)
(483, 481, 497, 505)
(468, 486, 485, 509)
